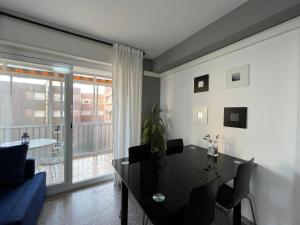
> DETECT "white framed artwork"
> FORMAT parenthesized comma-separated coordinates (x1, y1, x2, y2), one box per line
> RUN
(192, 106, 208, 124)
(225, 64, 249, 89)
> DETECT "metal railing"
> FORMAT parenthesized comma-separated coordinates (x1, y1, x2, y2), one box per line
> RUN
(0, 122, 113, 157)
(73, 122, 113, 157)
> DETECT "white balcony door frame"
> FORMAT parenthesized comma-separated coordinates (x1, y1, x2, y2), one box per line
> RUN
(0, 52, 113, 196)
(49, 72, 113, 195)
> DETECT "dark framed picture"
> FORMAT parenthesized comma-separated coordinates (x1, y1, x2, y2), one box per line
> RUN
(224, 107, 247, 129)
(194, 74, 209, 93)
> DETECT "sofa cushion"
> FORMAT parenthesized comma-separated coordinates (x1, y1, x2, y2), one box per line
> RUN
(0, 180, 30, 223)
(0, 172, 46, 225)
(0, 144, 28, 186)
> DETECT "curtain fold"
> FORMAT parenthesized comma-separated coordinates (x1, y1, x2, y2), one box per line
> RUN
(112, 43, 143, 160)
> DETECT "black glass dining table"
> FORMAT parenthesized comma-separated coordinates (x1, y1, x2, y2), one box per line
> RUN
(112, 145, 246, 225)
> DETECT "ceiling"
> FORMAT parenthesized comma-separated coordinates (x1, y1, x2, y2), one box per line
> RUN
(0, 0, 247, 59)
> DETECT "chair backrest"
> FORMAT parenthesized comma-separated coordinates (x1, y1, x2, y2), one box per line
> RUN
(184, 178, 220, 225)
(167, 138, 183, 155)
(233, 158, 255, 206)
(128, 144, 151, 163)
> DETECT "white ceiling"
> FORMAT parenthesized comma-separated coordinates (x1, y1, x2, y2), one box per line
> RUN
(0, 0, 247, 59)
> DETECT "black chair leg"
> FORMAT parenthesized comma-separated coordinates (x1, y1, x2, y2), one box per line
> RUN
(227, 209, 232, 216)
(143, 213, 145, 225)
(245, 196, 257, 225)
(226, 209, 234, 225)
(144, 215, 148, 225)
(142, 212, 149, 225)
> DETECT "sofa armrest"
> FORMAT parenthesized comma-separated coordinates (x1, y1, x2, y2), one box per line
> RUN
(25, 159, 35, 179)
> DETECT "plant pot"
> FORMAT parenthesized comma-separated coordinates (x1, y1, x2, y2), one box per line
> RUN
(150, 151, 165, 170)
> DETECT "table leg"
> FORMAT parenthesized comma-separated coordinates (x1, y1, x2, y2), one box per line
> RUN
(121, 181, 128, 225)
(233, 202, 241, 225)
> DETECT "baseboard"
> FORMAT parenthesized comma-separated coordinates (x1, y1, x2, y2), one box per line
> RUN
(46, 174, 113, 196)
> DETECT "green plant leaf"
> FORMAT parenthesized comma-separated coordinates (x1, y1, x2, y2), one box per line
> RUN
(142, 104, 166, 153)
(143, 127, 151, 137)
(143, 117, 151, 128)
(152, 124, 158, 134)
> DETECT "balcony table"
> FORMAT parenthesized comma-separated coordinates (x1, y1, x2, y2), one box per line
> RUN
(0, 139, 56, 149)
(112, 145, 246, 225)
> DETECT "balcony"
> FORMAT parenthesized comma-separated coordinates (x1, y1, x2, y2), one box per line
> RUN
(0, 122, 113, 185)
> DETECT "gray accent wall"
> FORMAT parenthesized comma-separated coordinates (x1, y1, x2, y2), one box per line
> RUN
(143, 58, 153, 72)
(153, 0, 300, 73)
(142, 76, 160, 115)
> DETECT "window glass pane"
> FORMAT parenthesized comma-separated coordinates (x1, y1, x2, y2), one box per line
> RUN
(0, 59, 67, 186)
(72, 73, 113, 183)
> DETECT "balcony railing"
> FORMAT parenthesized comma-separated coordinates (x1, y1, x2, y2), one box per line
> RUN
(0, 122, 113, 158)
(73, 122, 113, 157)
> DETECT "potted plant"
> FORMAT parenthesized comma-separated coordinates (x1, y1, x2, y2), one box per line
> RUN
(141, 104, 166, 154)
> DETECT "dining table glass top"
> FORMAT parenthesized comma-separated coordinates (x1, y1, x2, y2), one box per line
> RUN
(113, 145, 246, 224)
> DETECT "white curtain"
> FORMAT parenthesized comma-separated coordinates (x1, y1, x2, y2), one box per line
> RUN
(112, 43, 143, 160)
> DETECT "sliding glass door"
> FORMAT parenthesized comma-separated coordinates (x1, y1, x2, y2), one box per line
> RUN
(0, 58, 69, 186)
(72, 73, 113, 183)
(0, 56, 113, 189)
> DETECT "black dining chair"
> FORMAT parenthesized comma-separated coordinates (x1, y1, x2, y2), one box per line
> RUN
(129, 144, 151, 163)
(127, 144, 151, 225)
(166, 177, 220, 225)
(166, 138, 183, 155)
(216, 158, 257, 225)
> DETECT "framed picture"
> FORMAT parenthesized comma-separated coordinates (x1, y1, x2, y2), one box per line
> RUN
(224, 107, 247, 129)
(192, 106, 208, 124)
(194, 74, 209, 93)
(225, 64, 249, 89)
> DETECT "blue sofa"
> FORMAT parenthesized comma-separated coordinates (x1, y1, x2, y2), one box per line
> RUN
(0, 159, 46, 225)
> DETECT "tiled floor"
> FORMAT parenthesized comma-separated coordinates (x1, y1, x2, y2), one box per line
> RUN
(38, 181, 249, 225)
(38, 152, 114, 185)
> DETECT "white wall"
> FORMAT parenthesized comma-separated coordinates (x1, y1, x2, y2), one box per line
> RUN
(160, 24, 300, 224)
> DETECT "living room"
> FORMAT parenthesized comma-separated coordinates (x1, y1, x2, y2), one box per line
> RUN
(1, 1, 300, 225)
